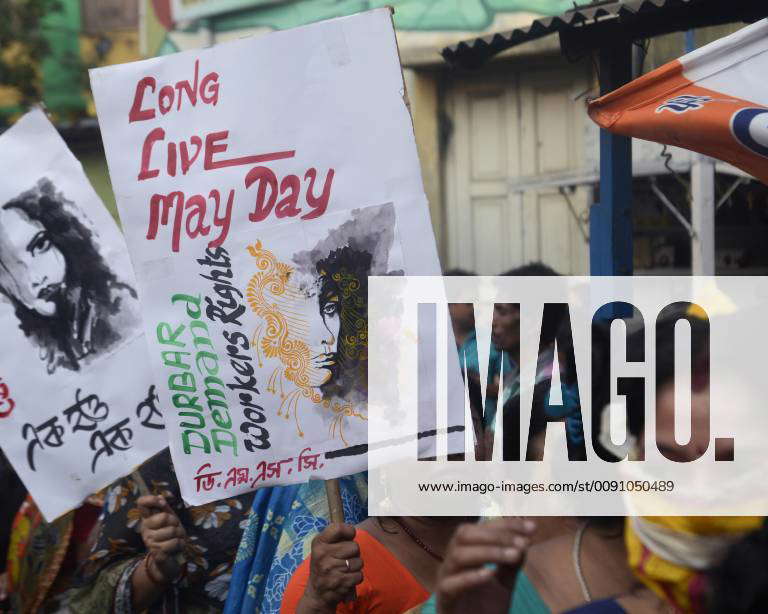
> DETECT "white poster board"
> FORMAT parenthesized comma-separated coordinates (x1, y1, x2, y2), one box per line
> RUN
(90, 8, 444, 506)
(0, 109, 167, 520)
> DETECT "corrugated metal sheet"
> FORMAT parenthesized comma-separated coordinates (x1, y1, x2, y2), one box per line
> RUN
(442, 0, 768, 68)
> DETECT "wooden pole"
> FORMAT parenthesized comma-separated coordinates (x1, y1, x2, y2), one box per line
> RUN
(324, 478, 345, 524)
(324, 477, 356, 602)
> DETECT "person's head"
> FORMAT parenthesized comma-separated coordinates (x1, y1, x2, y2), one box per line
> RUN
(0, 196, 66, 317)
(492, 262, 559, 353)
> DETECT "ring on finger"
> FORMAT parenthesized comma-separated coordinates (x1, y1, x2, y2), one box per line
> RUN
(345, 559, 351, 571)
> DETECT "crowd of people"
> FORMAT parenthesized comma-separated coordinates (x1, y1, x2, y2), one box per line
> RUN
(0, 263, 765, 614)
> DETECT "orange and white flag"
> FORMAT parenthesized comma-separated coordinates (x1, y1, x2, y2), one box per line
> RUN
(589, 19, 768, 184)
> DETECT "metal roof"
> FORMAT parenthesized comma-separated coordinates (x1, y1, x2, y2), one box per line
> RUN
(442, 0, 768, 69)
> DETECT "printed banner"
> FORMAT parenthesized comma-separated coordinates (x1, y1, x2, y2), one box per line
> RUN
(589, 18, 768, 184)
(89, 8, 444, 505)
(0, 109, 166, 520)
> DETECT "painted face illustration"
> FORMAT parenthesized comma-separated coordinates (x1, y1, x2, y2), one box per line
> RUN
(246, 203, 398, 443)
(0, 206, 66, 317)
(292, 269, 341, 388)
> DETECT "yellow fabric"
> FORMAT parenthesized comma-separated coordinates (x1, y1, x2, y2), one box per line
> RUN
(626, 516, 762, 613)
(643, 516, 761, 536)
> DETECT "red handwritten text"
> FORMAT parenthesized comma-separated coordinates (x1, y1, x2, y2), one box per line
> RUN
(147, 188, 235, 252)
(0, 377, 15, 418)
(130, 60, 334, 253)
(193, 448, 326, 493)
(246, 165, 334, 223)
(194, 462, 222, 492)
(138, 129, 294, 181)
(129, 60, 219, 123)
(223, 466, 250, 489)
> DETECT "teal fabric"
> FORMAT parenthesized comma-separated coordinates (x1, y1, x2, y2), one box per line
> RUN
(457, 331, 514, 429)
(419, 571, 550, 613)
(509, 571, 550, 613)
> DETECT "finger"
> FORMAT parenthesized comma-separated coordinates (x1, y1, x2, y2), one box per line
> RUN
(453, 521, 534, 547)
(325, 541, 360, 561)
(444, 545, 525, 573)
(158, 537, 185, 554)
(341, 557, 363, 573)
(439, 567, 495, 601)
(148, 525, 185, 543)
(137, 495, 164, 518)
(317, 523, 356, 544)
(315, 553, 361, 577)
(320, 570, 361, 588)
(143, 512, 180, 531)
(323, 556, 363, 574)
(337, 571, 363, 587)
(479, 517, 536, 535)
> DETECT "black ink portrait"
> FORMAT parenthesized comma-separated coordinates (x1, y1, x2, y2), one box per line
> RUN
(0, 178, 139, 373)
(246, 203, 402, 443)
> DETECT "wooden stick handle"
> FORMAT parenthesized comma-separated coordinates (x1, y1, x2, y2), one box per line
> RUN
(324, 478, 356, 602)
(324, 478, 345, 524)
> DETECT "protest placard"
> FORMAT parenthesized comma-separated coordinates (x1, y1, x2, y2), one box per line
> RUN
(0, 109, 167, 520)
(90, 8, 445, 506)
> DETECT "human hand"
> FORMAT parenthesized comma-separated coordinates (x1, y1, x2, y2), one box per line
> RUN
(299, 523, 363, 613)
(137, 495, 186, 584)
(436, 518, 536, 614)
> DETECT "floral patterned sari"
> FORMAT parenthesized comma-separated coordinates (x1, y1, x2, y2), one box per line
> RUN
(59, 448, 254, 614)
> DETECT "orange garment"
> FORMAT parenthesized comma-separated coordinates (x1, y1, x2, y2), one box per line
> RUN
(281, 528, 430, 613)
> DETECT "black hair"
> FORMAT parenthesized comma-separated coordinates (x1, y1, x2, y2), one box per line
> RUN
(0, 179, 135, 372)
(500, 262, 559, 277)
(315, 245, 371, 400)
(443, 267, 476, 276)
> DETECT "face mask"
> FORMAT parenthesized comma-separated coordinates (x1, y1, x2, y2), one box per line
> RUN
(626, 515, 763, 613)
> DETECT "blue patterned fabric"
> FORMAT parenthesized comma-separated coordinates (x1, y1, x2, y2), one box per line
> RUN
(224, 473, 368, 614)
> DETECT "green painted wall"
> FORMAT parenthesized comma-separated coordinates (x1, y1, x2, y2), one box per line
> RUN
(40, 0, 87, 119)
(210, 0, 573, 33)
